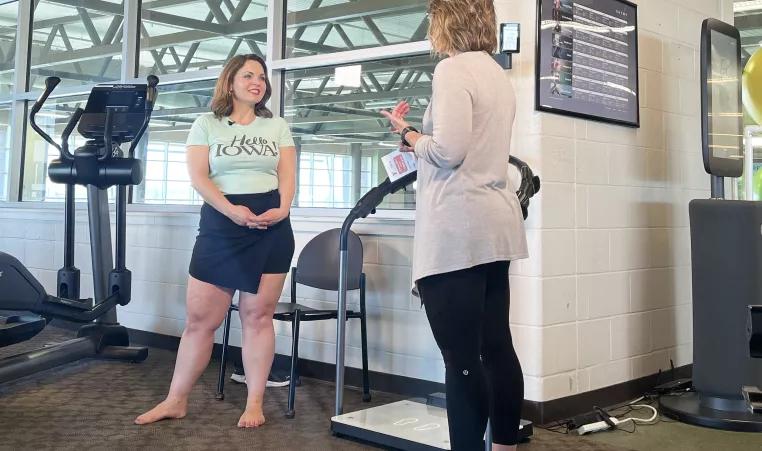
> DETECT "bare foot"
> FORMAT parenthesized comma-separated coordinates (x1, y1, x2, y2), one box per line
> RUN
(135, 397, 188, 425)
(238, 398, 265, 428)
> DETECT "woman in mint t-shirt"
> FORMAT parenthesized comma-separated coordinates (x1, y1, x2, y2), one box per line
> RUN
(136, 54, 297, 429)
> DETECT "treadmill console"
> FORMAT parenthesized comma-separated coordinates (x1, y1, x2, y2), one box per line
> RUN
(78, 84, 152, 144)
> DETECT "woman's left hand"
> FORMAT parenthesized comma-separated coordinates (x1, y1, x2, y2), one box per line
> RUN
(381, 103, 411, 135)
(381, 102, 422, 148)
(248, 208, 288, 229)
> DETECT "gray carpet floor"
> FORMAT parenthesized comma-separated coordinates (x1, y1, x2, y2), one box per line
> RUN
(0, 322, 633, 451)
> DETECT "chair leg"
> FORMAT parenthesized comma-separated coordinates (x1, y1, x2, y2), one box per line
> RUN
(291, 267, 297, 304)
(286, 312, 301, 419)
(360, 274, 371, 402)
(216, 307, 234, 401)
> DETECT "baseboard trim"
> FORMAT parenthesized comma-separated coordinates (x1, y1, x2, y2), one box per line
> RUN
(121, 326, 448, 400)
(47, 320, 692, 425)
(521, 364, 693, 425)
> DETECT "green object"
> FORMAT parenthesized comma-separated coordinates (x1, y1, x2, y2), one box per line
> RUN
(754, 168, 762, 201)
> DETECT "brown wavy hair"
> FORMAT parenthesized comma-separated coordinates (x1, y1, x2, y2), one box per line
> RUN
(210, 54, 273, 119)
(427, 0, 498, 58)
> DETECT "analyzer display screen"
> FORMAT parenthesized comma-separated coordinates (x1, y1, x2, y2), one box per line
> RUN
(708, 29, 742, 160)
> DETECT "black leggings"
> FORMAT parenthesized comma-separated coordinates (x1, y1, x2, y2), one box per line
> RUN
(417, 261, 524, 449)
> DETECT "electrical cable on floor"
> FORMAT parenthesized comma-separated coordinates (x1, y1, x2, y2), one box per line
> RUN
(537, 359, 692, 437)
(613, 404, 660, 433)
(536, 418, 571, 434)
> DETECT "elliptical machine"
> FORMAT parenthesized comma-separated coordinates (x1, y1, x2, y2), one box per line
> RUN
(0, 75, 159, 383)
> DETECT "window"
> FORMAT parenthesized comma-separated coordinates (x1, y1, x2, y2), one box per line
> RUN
(284, 0, 429, 58)
(0, 103, 10, 201)
(734, 6, 762, 200)
(283, 54, 437, 210)
(296, 150, 374, 208)
(139, 0, 269, 77)
(29, 0, 124, 90)
(6, 0, 433, 214)
(132, 79, 215, 205)
(0, 1, 18, 96)
(139, 141, 201, 205)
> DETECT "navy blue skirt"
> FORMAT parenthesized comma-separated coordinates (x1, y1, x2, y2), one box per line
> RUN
(188, 190, 295, 294)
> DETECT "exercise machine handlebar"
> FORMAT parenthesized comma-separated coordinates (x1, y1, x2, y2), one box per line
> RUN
(29, 76, 62, 155)
(335, 171, 417, 414)
(510, 155, 541, 220)
(340, 171, 417, 251)
(100, 108, 115, 162)
(128, 75, 159, 159)
(61, 108, 84, 162)
(339, 156, 541, 251)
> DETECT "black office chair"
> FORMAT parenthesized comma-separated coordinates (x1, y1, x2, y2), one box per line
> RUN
(215, 228, 372, 419)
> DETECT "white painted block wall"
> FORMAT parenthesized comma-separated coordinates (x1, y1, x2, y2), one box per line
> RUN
(0, 0, 733, 403)
(494, 0, 728, 401)
(0, 206, 449, 385)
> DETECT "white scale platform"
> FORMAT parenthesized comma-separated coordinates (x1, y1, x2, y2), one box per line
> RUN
(331, 399, 533, 451)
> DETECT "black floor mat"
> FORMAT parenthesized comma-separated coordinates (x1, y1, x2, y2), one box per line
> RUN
(0, 324, 633, 451)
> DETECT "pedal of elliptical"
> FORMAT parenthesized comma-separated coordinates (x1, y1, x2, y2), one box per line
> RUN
(43, 297, 93, 311)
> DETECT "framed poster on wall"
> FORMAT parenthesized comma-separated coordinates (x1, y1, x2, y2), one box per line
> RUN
(535, 0, 640, 127)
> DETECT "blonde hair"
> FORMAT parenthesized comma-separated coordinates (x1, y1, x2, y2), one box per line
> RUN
(210, 54, 273, 119)
(427, 0, 498, 57)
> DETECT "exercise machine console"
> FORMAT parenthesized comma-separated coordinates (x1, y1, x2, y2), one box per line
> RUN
(330, 156, 539, 450)
(0, 75, 159, 383)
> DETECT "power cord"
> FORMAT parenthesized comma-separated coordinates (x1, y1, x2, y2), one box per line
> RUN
(610, 403, 659, 433)
(537, 418, 572, 435)
(538, 359, 690, 436)
(585, 404, 657, 434)
(603, 359, 693, 431)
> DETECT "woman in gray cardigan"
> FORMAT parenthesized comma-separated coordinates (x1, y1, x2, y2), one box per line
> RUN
(382, 1, 528, 450)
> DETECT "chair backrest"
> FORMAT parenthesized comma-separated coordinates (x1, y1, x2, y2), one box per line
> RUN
(294, 228, 363, 291)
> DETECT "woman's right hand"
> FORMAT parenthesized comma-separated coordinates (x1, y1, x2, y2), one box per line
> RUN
(225, 205, 258, 226)
(398, 141, 414, 153)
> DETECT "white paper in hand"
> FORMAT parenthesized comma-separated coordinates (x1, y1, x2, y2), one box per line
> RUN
(381, 150, 418, 182)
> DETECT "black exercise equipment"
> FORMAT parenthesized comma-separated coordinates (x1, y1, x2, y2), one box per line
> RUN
(0, 316, 46, 348)
(744, 306, 762, 415)
(749, 306, 762, 360)
(331, 156, 539, 451)
(511, 155, 541, 220)
(0, 75, 159, 383)
(658, 19, 762, 431)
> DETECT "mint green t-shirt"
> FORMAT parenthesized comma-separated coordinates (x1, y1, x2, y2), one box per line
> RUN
(186, 113, 296, 195)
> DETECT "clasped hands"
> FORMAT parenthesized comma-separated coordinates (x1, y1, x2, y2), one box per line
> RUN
(380, 101, 417, 152)
(226, 205, 288, 229)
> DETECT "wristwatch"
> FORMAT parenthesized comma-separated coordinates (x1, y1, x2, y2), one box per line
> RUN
(400, 126, 418, 147)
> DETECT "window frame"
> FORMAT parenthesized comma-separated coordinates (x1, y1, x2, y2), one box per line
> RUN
(0, 0, 424, 220)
